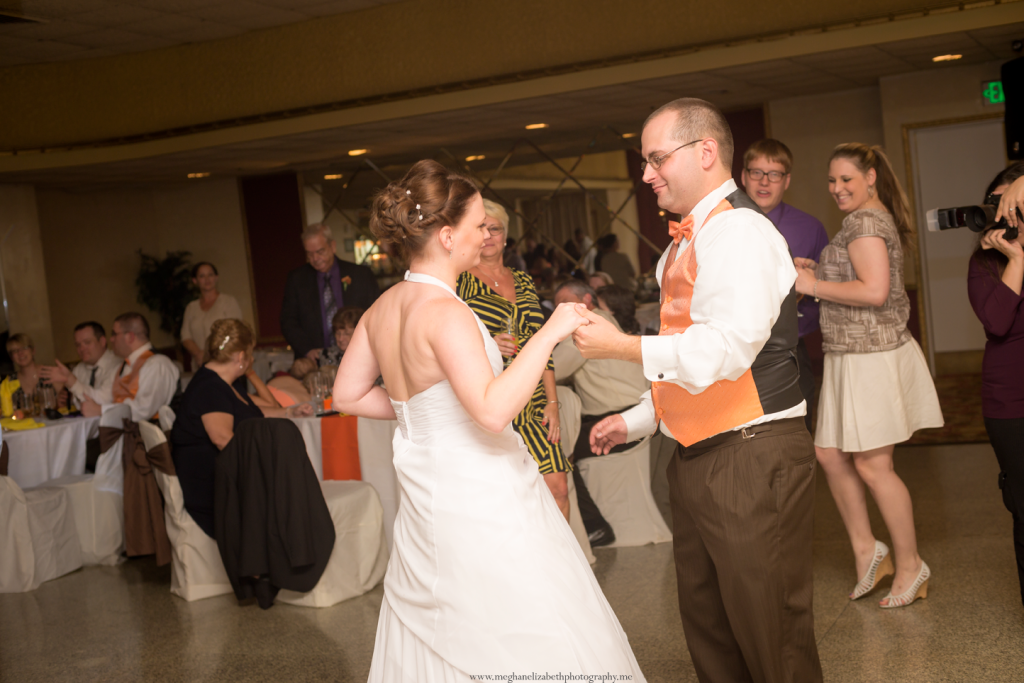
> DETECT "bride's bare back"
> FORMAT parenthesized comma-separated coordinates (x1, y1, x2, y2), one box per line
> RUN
(361, 278, 485, 402)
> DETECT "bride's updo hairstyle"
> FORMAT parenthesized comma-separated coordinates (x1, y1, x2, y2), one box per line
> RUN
(370, 159, 479, 262)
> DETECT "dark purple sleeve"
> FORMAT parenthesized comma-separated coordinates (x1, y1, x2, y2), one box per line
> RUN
(811, 218, 829, 263)
(968, 256, 1024, 337)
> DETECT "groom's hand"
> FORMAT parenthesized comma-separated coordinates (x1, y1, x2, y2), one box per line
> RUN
(572, 308, 642, 363)
(590, 414, 628, 455)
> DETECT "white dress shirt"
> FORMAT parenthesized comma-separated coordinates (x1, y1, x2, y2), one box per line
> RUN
(620, 178, 806, 442)
(118, 343, 180, 422)
(553, 309, 650, 416)
(69, 348, 121, 407)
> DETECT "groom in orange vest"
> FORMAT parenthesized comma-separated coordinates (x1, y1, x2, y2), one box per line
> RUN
(573, 98, 822, 683)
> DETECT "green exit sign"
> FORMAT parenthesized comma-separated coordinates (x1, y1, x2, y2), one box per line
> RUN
(982, 80, 1005, 105)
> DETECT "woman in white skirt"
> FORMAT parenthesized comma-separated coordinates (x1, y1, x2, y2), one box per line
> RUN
(793, 143, 943, 608)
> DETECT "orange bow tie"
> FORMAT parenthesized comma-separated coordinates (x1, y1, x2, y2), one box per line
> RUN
(668, 215, 694, 244)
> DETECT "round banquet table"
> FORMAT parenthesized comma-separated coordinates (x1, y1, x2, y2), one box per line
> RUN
(290, 414, 400, 550)
(4, 416, 101, 489)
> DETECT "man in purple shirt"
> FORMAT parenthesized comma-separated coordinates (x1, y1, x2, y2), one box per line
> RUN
(742, 139, 830, 430)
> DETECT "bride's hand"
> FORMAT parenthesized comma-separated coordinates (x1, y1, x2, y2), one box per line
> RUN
(542, 302, 590, 342)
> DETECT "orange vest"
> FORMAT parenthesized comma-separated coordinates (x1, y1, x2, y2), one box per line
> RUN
(112, 349, 155, 405)
(651, 191, 804, 447)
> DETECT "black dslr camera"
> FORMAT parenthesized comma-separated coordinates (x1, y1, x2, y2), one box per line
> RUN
(926, 194, 1020, 241)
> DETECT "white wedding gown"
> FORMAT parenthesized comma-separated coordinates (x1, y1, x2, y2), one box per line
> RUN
(367, 272, 645, 682)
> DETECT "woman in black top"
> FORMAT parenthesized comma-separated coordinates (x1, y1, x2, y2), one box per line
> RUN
(171, 318, 312, 537)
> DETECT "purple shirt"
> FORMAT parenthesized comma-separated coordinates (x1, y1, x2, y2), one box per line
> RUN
(767, 202, 830, 337)
(968, 254, 1024, 419)
(317, 260, 345, 349)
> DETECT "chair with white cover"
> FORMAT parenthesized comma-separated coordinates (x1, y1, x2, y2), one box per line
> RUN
(577, 433, 672, 548)
(555, 386, 596, 565)
(142, 418, 233, 602)
(0, 443, 83, 592)
(41, 403, 130, 566)
(277, 480, 389, 608)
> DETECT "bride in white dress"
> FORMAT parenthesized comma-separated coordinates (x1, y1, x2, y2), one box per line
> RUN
(334, 160, 645, 682)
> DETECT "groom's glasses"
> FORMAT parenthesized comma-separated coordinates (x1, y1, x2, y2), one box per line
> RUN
(640, 139, 704, 173)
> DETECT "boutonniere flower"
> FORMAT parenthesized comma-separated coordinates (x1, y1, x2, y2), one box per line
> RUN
(341, 275, 352, 291)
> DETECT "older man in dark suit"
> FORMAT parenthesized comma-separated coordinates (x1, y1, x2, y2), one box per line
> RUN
(280, 224, 380, 361)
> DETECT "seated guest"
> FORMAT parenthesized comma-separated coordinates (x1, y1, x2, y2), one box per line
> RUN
(180, 262, 244, 370)
(588, 271, 614, 292)
(552, 280, 651, 546)
(742, 139, 829, 430)
(503, 237, 527, 271)
(171, 319, 313, 537)
(320, 307, 365, 367)
(2, 333, 45, 398)
(280, 223, 380, 363)
(267, 358, 316, 407)
(109, 312, 180, 422)
(594, 234, 637, 291)
(40, 322, 121, 417)
(595, 285, 641, 335)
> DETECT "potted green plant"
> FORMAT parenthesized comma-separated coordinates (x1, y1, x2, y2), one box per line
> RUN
(135, 250, 195, 340)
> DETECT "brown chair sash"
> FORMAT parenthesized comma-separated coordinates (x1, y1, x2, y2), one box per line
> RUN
(0, 441, 8, 477)
(115, 418, 176, 566)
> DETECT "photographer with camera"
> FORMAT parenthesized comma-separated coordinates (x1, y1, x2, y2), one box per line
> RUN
(968, 162, 1024, 609)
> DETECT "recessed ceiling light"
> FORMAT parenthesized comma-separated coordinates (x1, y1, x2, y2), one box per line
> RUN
(187, 172, 210, 179)
(525, 123, 549, 130)
(465, 155, 486, 162)
(324, 174, 343, 180)
(622, 133, 637, 139)
(932, 54, 962, 62)
(348, 149, 368, 156)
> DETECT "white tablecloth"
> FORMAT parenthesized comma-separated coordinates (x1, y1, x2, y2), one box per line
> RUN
(289, 415, 399, 550)
(5, 416, 101, 489)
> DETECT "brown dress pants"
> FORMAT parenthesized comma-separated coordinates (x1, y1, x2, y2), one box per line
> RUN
(667, 417, 822, 683)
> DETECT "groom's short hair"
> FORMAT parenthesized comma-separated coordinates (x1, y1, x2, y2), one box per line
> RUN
(644, 98, 733, 171)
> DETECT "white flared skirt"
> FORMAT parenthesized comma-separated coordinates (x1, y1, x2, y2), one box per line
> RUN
(815, 338, 944, 452)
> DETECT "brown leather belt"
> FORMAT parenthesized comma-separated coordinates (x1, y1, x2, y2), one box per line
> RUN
(679, 417, 807, 460)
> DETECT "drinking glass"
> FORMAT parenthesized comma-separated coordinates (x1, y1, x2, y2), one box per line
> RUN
(311, 372, 325, 414)
(504, 315, 516, 368)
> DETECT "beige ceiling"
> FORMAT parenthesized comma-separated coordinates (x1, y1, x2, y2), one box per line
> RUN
(1, 19, 1019, 188)
(0, 0, 406, 67)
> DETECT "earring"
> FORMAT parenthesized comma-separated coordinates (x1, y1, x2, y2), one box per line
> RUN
(868, 185, 875, 198)
(449, 242, 454, 260)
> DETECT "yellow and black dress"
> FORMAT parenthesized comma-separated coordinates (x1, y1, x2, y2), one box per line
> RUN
(457, 269, 571, 475)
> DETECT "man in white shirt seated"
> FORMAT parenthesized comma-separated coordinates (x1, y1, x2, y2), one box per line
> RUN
(109, 312, 180, 423)
(552, 279, 651, 546)
(41, 321, 121, 418)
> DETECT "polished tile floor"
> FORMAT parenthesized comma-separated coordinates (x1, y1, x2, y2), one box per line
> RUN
(2, 443, 1022, 682)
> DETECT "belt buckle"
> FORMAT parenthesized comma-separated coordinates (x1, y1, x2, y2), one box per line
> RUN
(740, 427, 756, 440)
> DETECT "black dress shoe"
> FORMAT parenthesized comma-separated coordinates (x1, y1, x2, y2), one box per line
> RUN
(587, 525, 616, 548)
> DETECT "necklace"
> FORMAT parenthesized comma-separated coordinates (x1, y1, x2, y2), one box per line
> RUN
(476, 262, 505, 288)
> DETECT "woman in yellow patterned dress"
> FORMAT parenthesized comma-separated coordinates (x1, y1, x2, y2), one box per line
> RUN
(457, 199, 571, 520)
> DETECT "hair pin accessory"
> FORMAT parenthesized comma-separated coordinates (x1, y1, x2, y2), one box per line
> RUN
(218, 335, 231, 351)
(406, 190, 411, 195)
(416, 204, 423, 220)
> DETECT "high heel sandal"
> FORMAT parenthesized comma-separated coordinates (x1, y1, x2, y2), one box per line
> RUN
(880, 560, 929, 608)
(849, 540, 894, 600)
